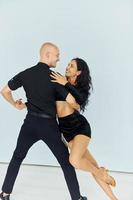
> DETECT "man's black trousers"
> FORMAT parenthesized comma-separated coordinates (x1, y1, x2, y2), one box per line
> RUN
(2, 114, 81, 200)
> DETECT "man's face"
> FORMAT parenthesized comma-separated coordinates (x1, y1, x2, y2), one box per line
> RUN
(65, 60, 80, 78)
(48, 48, 60, 67)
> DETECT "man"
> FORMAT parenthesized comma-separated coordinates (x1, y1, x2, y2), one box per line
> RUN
(0, 42, 87, 200)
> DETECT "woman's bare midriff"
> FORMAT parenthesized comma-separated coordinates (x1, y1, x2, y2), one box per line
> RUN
(56, 101, 75, 118)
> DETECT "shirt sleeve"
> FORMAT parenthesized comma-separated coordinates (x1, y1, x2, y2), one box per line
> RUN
(64, 82, 85, 105)
(8, 72, 23, 90)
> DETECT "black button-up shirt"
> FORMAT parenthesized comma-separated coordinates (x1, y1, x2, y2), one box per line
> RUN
(8, 62, 69, 118)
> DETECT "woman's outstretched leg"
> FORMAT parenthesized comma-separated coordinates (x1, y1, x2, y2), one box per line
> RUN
(68, 135, 115, 185)
(68, 138, 118, 200)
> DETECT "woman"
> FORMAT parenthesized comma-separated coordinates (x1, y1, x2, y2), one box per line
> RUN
(50, 58, 118, 200)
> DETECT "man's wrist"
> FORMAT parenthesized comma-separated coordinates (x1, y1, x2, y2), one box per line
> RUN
(13, 101, 17, 108)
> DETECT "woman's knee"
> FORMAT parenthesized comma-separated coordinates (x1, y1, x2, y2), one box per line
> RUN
(69, 154, 80, 168)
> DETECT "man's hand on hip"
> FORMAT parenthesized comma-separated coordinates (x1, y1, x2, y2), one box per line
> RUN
(15, 99, 27, 110)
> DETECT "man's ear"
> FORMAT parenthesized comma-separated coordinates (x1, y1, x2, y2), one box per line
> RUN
(77, 70, 82, 76)
(46, 51, 50, 58)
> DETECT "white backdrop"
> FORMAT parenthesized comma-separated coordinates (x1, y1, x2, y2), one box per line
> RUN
(0, 0, 132, 172)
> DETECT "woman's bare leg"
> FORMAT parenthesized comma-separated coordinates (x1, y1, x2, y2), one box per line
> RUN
(68, 135, 114, 184)
(68, 139, 118, 200)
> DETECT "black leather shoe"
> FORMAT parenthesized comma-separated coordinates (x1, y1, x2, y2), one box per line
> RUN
(0, 192, 10, 200)
(80, 196, 87, 200)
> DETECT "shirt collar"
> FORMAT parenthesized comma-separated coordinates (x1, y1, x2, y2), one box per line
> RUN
(38, 62, 50, 69)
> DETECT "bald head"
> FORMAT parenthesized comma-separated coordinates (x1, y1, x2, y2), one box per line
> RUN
(40, 42, 58, 55)
(39, 42, 60, 68)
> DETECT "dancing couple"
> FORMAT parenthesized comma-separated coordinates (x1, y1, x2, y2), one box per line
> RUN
(0, 42, 118, 200)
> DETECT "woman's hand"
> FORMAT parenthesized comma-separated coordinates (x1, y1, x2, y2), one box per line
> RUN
(50, 72, 68, 85)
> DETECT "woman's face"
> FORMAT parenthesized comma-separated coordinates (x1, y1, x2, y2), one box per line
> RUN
(65, 60, 80, 78)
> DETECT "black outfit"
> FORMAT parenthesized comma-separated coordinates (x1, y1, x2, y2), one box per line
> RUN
(2, 62, 81, 200)
(58, 82, 91, 142)
(8, 62, 68, 118)
(58, 111, 91, 142)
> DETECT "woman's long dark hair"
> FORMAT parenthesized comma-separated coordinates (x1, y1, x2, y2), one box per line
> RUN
(72, 58, 93, 112)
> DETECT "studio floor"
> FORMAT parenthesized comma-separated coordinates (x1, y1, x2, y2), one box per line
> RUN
(0, 163, 132, 200)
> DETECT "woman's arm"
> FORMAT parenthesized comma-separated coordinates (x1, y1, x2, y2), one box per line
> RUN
(65, 93, 80, 110)
(50, 72, 85, 105)
(64, 82, 85, 105)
